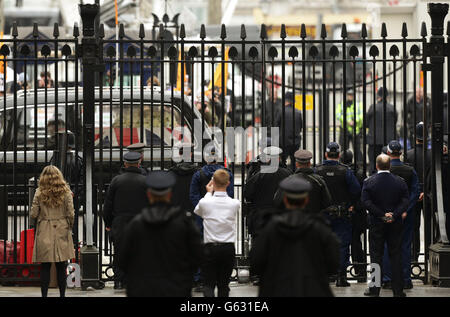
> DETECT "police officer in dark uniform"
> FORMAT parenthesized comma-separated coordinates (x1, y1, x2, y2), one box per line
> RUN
(316, 142, 361, 287)
(382, 140, 419, 290)
(274, 149, 332, 214)
(244, 146, 292, 239)
(103, 151, 149, 289)
(245, 137, 276, 179)
(123, 142, 148, 175)
(340, 149, 368, 282)
(405, 122, 431, 262)
(250, 176, 340, 297)
(118, 170, 203, 297)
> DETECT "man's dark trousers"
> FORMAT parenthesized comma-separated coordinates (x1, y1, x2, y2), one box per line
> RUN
(369, 220, 404, 295)
(382, 209, 414, 285)
(202, 243, 235, 297)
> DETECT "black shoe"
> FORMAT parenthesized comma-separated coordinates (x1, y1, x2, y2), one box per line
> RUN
(114, 281, 123, 290)
(394, 291, 407, 297)
(336, 277, 350, 287)
(252, 279, 260, 286)
(382, 281, 392, 289)
(404, 281, 413, 289)
(364, 287, 380, 297)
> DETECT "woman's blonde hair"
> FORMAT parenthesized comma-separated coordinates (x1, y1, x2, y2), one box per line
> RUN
(38, 165, 71, 208)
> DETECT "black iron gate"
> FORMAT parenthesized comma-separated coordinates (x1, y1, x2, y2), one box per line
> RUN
(1, 2, 449, 286)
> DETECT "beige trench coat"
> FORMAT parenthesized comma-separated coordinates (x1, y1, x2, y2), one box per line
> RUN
(31, 189, 75, 263)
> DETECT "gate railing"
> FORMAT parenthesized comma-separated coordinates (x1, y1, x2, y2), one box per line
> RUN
(1, 2, 449, 286)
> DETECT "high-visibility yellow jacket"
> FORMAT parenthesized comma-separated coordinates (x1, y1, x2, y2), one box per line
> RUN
(336, 101, 363, 135)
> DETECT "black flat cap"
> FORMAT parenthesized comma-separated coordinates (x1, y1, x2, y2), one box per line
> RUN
(326, 142, 340, 153)
(123, 151, 142, 164)
(127, 142, 145, 153)
(416, 122, 424, 141)
(145, 170, 176, 195)
(294, 149, 312, 163)
(279, 175, 312, 199)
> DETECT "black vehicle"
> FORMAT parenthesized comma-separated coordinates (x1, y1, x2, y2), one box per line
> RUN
(0, 87, 214, 204)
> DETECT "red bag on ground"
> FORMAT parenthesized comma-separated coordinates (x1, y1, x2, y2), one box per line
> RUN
(19, 229, 35, 264)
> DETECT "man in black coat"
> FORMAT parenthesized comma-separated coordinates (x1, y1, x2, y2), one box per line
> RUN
(406, 87, 431, 146)
(275, 91, 303, 171)
(366, 87, 397, 172)
(250, 176, 340, 297)
(169, 148, 200, 213)
(361, 154, 409, 297)
(118, 170, 203, 297)
(405, 122, 431, 261)
(103, 151, 149, 290)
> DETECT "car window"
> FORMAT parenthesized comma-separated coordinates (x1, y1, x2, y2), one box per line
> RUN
(13, 105, 67, 150)
(95, 103, 191, 148)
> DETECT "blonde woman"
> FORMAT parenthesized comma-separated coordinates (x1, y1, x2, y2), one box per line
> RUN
(31, 165, 75, 297)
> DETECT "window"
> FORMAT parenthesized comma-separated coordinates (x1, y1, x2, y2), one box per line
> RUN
(94, 102, 191, 148)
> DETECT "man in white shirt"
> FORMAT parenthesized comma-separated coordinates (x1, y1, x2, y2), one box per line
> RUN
(194, 169, 240, 297)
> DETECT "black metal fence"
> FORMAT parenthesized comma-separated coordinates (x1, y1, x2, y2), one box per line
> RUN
(1, 2, 449, 286)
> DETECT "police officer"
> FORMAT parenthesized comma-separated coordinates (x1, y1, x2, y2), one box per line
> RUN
(118, 170, 203, 297)
(246, 137, 280, 179)
(244, 146, 292, 239)
(250, 176, 340, 297)
(316, 142, 361, 287)
(103, 151, 149, 289)
(124, 142, 148, 175)
(362, 154, 409, 297)
(340, 149, 368, 282)
(274, 149, 332, 214)
(405, 122, 431, 262)
(337, 89, 363, 162)
(382, 140, 419, 290)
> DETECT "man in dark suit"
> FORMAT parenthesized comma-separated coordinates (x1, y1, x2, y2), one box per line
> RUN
(275, 91, 303, 172)
(366, 87, 397, 172)
(361, 154, 409, 297)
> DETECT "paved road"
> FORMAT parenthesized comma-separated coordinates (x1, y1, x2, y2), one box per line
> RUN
(1, 280, 449, 297)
